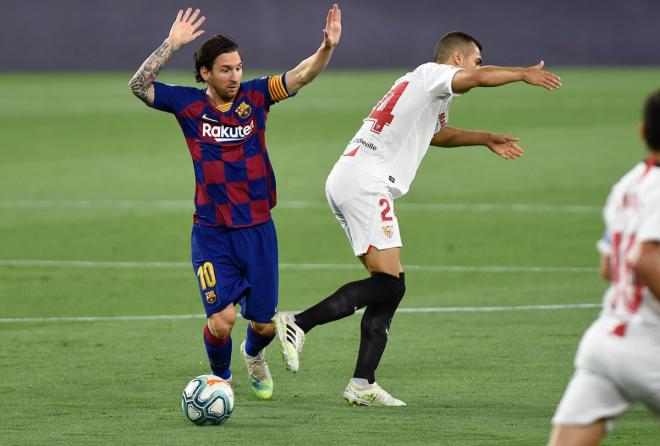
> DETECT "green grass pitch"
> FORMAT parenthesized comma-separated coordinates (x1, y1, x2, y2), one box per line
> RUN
(1, 68, 659, 444)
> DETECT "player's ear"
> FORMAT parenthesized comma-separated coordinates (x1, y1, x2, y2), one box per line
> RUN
(452, 49, 463, 66)
(200, 66, 210, 82)
(640, 123, 647, 144)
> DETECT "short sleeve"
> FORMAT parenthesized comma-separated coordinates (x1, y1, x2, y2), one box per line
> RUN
(423, 64, 461, 99)
(637, 198, 660, 243)
(151, 82, 201, 114)
(243, 74, 295, 108)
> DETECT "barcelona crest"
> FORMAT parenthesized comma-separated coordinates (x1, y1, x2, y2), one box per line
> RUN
(205, 290, 217, 304)
(235, 101, 252, 119)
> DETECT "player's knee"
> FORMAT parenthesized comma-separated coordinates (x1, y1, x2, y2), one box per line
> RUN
(207, 311, 236, 339)
(361, 311, 391, 338)
(372, 272, 405, 303)
(250, 321, 275, 337)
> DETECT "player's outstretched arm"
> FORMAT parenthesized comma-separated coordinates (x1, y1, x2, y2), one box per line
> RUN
(451, 61, 561, 94)
(430, 126, 524, 160)
(129, 8, 206, 105)
(632, 241, 660, 301)
(284, 3, 341, 95)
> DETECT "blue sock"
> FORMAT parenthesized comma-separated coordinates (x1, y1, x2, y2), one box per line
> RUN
(245, 323, 275, 357)
(203, 325, 232, 380)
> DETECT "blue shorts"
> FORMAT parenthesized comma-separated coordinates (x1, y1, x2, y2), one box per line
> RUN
(191, 220, 278, 323)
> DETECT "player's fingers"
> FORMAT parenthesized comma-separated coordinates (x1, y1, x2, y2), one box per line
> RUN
(192, 30, 205, 40)
(175, 10, 183, 23)
(510, 142, 524, 154)
(192, 15, 206, 29)
(189, 8, 201, 23)
(504, 135, 520, 142)
(335, 4, 341, 22)
(545, 78, 560, 90)
(544, 72, 562, 88)
(182, 7, 192, 22)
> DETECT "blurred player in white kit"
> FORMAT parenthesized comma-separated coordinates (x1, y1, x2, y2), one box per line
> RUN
(549, 90, 660, 445)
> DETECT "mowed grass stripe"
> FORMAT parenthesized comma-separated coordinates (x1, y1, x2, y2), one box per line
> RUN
(0, 259, 598, 273)
(0, 303, 601, 323)
(0, 199, 602, 213)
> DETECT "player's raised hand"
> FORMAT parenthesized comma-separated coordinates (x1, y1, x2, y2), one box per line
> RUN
(167, 8, 206, 51)
(322, 4, 342, 49)
(522, 61, 562, 90)
(486, 134, 524, 160)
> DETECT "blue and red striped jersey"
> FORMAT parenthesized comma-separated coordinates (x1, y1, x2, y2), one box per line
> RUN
(150, 74, 292, 228)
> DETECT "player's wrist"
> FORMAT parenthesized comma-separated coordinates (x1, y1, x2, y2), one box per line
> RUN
(164, 37, 180, 51)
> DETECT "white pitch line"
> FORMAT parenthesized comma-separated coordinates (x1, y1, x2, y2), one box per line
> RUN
(0, 200, 601, 213)
(0, 303, 600, 324)
(0, 259, 598, 273)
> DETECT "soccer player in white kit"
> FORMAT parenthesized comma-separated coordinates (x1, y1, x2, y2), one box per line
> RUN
(274, 32, 562, 406)
(548, 91, 660, 445)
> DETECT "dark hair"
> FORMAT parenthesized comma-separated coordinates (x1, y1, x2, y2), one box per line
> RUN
(194, 34, 240, 83)
(644, 90, 660, 151)
(434, 32, 482, 63)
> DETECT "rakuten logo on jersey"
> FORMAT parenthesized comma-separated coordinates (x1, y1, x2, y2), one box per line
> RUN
(202, 121, 255, 143)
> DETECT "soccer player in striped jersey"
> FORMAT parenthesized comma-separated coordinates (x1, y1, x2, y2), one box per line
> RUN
(129, 5, 341, 400)
(548, 91, 660, 446)
(274, 32, 561, 406)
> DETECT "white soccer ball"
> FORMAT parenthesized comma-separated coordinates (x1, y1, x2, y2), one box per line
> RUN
(181, 374, 234, 425)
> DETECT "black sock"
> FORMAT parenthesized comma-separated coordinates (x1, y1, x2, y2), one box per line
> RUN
(353, 272, 405, 383)
(295, 272, 401, 333)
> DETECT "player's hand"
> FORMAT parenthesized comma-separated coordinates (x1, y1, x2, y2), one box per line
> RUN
(167, 8, 206, 51)
(486, 134, 524, 160)
(522, 61, 561, 90)
(322, 4, 342, 49)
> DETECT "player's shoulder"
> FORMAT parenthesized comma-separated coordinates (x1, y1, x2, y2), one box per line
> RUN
(154, 82, 205, 99)
(410, 62, 459, 77)
(240, 75, 275, 90)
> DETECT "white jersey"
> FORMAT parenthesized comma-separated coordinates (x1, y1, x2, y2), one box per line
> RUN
(335, 63, 461, 198)
(598, 159, 660, 330)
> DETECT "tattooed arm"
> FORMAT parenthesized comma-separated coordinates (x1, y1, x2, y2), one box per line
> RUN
(129, 8, 206, 105)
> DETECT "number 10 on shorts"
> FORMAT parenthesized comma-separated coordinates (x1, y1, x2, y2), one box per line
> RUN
(197, 262, 216, 290)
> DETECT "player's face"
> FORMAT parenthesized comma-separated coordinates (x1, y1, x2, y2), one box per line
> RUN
(461, 43, 482, 69)
(205, 51, 243, 102)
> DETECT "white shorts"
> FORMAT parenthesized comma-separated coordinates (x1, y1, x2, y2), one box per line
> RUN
(552, 316, 660, 426)
(325, 162, 402, 256)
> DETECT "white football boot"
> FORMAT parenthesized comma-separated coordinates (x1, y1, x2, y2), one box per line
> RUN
(342, 380, 406, 407)
(240, 340, 273, 400)
(272, 312, 305, 373)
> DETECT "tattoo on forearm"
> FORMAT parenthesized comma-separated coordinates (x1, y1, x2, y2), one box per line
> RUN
(129, 40, 174, 103)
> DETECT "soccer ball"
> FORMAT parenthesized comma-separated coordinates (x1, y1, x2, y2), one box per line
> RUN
(181, 374, 234, 425)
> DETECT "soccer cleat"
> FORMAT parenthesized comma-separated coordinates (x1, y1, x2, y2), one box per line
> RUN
(272, 312, 305, 373)
(342, 380, 406, 407)
(240, 341, 273, 400)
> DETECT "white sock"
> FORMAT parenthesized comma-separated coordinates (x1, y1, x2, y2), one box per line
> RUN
(351, 378, 370, 387)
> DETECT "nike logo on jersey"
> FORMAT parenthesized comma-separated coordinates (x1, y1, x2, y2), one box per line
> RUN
(201, 114, 220, 123)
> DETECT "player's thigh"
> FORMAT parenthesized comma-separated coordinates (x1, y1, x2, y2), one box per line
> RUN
(191, 225, 249, 318)
(359, 247, 402, 276)
(326, 167, 401, 256)
(552, 368, 630, 427)
(234, 220, 279, 324)
(547, 422, 606, 446)
(622, 324, 660, 413)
